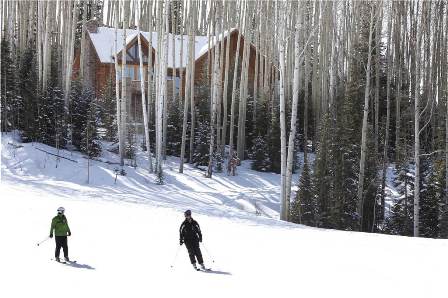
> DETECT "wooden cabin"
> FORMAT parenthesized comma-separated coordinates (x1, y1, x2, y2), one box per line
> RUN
(73, 20, 264, 125)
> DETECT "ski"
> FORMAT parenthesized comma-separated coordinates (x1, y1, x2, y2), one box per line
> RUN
(52, 258, 77, 264)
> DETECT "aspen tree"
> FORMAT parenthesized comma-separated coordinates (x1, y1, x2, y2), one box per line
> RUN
(137, 0, 153, 173)
(357, 6, 375, 230)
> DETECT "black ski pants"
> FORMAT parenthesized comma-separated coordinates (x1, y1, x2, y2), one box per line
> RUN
(55, 236, 68, 259)
(185, 241, 203, 264)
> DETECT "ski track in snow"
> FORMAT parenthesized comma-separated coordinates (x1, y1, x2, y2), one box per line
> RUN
(1, 132, 448, 298)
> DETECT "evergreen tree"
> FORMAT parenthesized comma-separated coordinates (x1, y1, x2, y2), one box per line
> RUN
(38, 86, 67, 148)
(80, 100, 102, 158)
(291, 160, 315, 226)
(329, 90, 360, 230)
(166, 101, 183, 156)
(1, 38, 20, 132)
(126, 124, 137, 164)
(385, 159, 414, 236)
(70, 83, 101, 156)
(362, 125, 381, 232)
(312, 113, 332, 228)
(267, 105, 281, 173)
(69, 80, 84, 148)
(98, 79, 117, 142)
(214, 151, 224, 173)
(420, 158, 444, 238)
(18, 47, 39, 142)
(250, 135, 271, 172)
(192, 120, 210, 167)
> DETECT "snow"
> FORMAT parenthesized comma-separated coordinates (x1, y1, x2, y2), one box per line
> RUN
(2, 132, 448, 298)
(384, 164, 400, 216)
(88, 27, 236, 68)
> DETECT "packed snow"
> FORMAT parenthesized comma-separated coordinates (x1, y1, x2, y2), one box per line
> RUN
(1, 132, 447, 298)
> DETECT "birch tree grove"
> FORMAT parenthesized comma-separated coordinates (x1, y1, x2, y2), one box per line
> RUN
(2, 0, 448, 237)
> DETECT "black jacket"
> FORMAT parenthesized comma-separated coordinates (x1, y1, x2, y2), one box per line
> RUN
(179, 219, 202, 243)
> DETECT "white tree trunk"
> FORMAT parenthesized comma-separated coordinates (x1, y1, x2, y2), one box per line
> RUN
(380, 3, 393, 223)
(137, 2, 153, 173)
(80, 0, 87, 81)
(229, 3, 244, 159)
(179, 4, 193, 173)
(207, 2, 222, 178)
(357, 7, 375, 230)
(64, 0, 78, 107)
(220, 16, 232, 154)
(279, 2, 288, 221)
(113, 0, 124, 166)
(285, 8, 303, 220)
(414, 5, 423, 237)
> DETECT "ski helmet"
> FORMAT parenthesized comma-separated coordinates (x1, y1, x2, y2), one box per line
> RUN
(57, 207, 65, 213)
(184, 210, 192, 217)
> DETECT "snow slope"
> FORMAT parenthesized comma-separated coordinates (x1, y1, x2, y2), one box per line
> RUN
(1, 133, 448, 298)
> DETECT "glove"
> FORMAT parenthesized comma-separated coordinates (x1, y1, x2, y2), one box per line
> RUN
(49, 234, 53, 238)
(180, 239, 184, 246)
(68, 231, 71, 236)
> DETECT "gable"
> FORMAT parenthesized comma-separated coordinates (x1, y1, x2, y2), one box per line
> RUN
(88, 27, 239, 68)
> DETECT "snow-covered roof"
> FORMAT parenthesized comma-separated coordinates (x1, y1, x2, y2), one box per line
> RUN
(88, 27, 238, 68)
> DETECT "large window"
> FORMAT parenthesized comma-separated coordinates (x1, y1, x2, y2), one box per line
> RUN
(117, 65, 149, 81)
(166, 76, 181, 91)
(126, 44, 148, 63)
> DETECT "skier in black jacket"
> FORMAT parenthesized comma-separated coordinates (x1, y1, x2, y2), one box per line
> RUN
(179, 210, 205, 270)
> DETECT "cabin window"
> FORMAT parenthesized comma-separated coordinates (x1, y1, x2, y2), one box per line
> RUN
(135, 66, 149, 81)
(116, 65, 136, 81)
(166, 76, 181, 90)
(126, 43, 148, 63)
(117, 65, 150, 81)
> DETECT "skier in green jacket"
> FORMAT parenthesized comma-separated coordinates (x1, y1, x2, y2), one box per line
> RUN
(49, 207, 71, 262)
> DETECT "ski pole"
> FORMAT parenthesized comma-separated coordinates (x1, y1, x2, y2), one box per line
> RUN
(37, 236, 50, 247)
(201, 243, 215, 263)
(170, 245, 182, 269)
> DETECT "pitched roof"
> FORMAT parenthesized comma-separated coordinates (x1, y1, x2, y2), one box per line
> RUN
(88, 27, 238, 68)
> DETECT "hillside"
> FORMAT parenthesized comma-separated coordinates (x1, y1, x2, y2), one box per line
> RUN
(1, 133, 446, 298)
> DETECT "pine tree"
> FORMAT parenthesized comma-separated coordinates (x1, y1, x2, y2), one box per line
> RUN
(250, 135, 271, 172)
(267, 106, 282, 174)
(312, 113, 332, 228)
(80, 100, 102, 158)
(38, 86, 67, 148)
(70, 83, 100, 157)
(167, 101, 183, 157)
(214, 151, 224, 173)
(69, 80, 85, 149)
(420, 158, 444, 238)
(1, 38, 20, 132)
(98, 79, 117, 142)
(126, 124, 137, 165)
(192, 120, 210, 167)
(385, 159, 414, 236)
(18, 47, 39, 142)
(291, 160, 315, 226)
(331, 90, 360, 230)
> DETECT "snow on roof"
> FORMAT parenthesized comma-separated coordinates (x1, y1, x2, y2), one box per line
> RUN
(88, 27, 237, 68)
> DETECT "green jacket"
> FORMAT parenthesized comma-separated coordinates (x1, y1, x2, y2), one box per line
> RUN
(50, 215, 71, 237)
